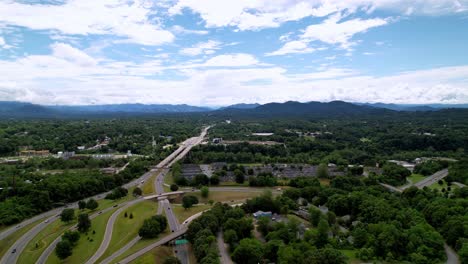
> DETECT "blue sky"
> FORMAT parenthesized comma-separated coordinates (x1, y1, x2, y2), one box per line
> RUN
(0, 0, 467, 106)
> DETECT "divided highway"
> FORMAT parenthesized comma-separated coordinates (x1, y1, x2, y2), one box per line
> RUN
(0, 126, 210, 264)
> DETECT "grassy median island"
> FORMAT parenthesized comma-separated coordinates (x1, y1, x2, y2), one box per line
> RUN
(406, 174, 426, 185)
(0, 218, 44, 258)
(97, 200, 158, 262)
(129, 245, 173, 264)
(109, 228, 170, 264)
(46, 208, 117, 264)
(172, 204, 212, 223)
(18, 217, 76, 264)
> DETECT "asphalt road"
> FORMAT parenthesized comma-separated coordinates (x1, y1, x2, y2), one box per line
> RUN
(36, 202, 127, 264)
(85, 199, 144, 264)
(1, 127, 210, 264)
(415, 168, 449, 189)
(217, 231, 233, 264)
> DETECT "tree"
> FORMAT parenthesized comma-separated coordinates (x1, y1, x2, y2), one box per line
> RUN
(327, 211, 336, 225)
(129, 213, 134, 219)
(194, 174, 209, 186)
(133, 187, 142, 196)
(78, 200, 86, 210)
(309, 207, 322, 227)
(459, 243, 468, 264)
(86, 199, 98, 210)
(201, 186, 209, 198)
(183, 195, 199, 209)
(77, 213, 91, 232)
(317, 163, 329, 178)
(139, 215, 168, 238)
(209, 175, 220, 185)
(234, 169, 245, 184)
(60, 208, 75, 223)
(62, 230, 80, 246)
(170, 184, 179, 191)
(163, 256, 182, 264)
(232, 238, 264, 264)
(316, 218, 329, 248)
(223, 229, 238, 248)
(55, 240, 72, 259)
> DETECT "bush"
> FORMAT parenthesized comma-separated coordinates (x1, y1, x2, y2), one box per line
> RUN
(139, 215, 168, 238)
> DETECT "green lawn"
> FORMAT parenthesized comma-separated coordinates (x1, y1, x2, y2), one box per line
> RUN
(191, 190, 261, 204)
(142, 170, 160, 195)
(18, 217, 76, 263)
(219, 181, 249, 187)
(428, 180, 459, 193)
(0, 218, 44, 258)
(18, 198, 131, 264)
(407, 174, 426, 185)
(340, 249, 361, 264)
(109, 229, 170, 264)
(46, 208, 117, 264)
(129, 246, 173, 264)
(97, 200, 158, 262)
(172, 204, 212, 223)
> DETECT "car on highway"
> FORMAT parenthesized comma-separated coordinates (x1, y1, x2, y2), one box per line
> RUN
(113, 205, 118, 208)
(98, 211, 102, 214)
(44, 219, 49, 223)
(12, 249, 16, 254)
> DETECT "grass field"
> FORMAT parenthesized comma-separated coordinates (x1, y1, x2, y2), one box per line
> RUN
(97, 200, 158, 262)
(219, 181, 249, 187)
(428, 180, 459, 193)
(191, 190, 262, 204)
(129, 246, 173, 264)
(340, 249, 361, 264)
(407, 174, 426, 185)
(109, 229, 170, 264)
(18, 217, 76, 263)
(0, 218, 44, 258)
(172, 204, 212, 223)
(47, 208, 117, 264)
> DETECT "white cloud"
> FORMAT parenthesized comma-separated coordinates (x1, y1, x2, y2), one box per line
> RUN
(201, 54, 260, 67)
(0, 0, 174, 46)
(265, 40, 315, 56)
(171, 25, 209, 35)
(1, 42, 467, 106)
(168, 0, 467, 31)
(301, 15, 388, 49)
(180, 40, 222, 56)
(51, 43, 96, 67)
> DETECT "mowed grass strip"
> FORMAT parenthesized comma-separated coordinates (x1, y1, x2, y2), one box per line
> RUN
(46, 208, 117, 264)
(0, 218, 44, 258)
(109, 228, 170, 264)
(18, 217, 75, 264)
(172, 204, 212, 223)
(97, 200, 158, 262)
(129, 245, 173, 264)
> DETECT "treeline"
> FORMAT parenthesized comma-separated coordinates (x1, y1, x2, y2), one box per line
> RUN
(188, 113, 468, 165)
(0, 158, 152, 225)
(0, 117, 200, 156)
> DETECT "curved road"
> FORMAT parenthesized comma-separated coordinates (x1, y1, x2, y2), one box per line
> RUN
(1, 127, 210, 264)
(37, 201, 129, 264)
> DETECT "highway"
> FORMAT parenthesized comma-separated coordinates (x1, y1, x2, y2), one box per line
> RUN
(88, 126, 209, 264)
(414, 168, 449, 189)
(85, 199, 144, 264)
(36, 201, 131, 264)
(0, 126, 210, 264)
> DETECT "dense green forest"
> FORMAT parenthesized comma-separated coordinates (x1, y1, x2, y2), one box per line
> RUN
(187, 112, 468, 165)
(0, 117, 201, 156)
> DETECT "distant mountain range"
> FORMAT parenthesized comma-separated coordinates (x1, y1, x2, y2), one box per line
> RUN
(0, 101, 467, 118)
